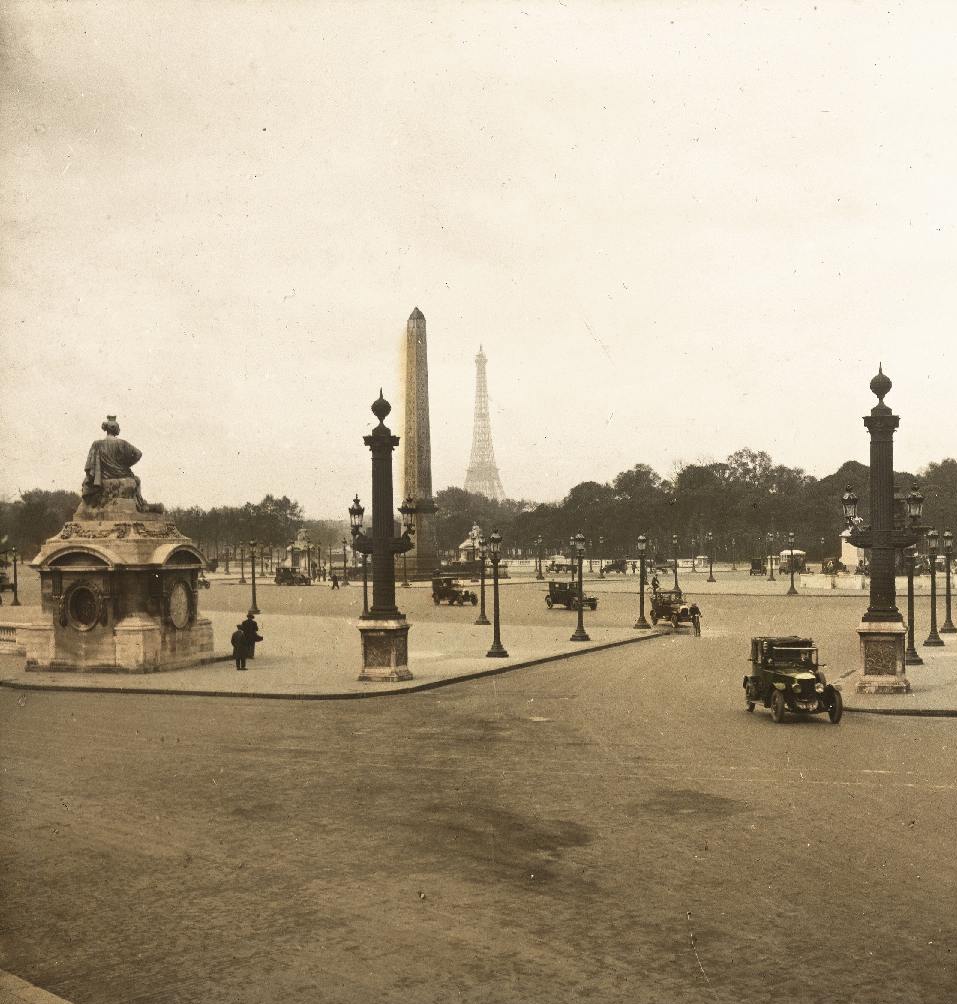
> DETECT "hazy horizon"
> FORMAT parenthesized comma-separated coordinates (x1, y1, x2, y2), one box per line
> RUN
(2, 2, 954, 520)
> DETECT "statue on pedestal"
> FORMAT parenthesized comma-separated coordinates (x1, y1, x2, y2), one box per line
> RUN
(81, 416, 163, 514)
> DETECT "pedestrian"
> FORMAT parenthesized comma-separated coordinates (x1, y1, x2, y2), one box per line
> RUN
(231, 623, 248, 671)
(651, 574, 661, 594)
(331, 572, 339, 590)
(241, 611, 262, 660)
(689, 601, 702, 636)
(631, 561, 637, 575)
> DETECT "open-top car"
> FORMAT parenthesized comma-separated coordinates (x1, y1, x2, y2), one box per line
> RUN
(545, 580, 598, 610)
(650, 588, 691, 628)
(432, 576, 478, 606)
(743, 636, 842, 724)
(275, 566, 310, 586)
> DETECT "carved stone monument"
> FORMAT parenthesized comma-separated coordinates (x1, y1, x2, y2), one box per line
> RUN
(22, 417, 214, 672)
(403, 307, 439, 578)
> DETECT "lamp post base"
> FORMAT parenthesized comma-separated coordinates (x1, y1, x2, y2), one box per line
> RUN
(856, 621, 910, 694)
(787, 585, 799, 596)
(634, 616, 651, 630)
(940, 621, 956, 634)
(486, 643, 509, 658)
(707, 575, 716, 583)
(570, 629, 590, 642)
(357, 619, 412, 682)
(905, 648, 924, 666)
(474, 613, 490, 626)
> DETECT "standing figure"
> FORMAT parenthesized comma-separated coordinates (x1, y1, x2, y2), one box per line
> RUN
(331, 572, 340, 590)
(241, 611, 262, 660)
(231, 624, 248, 670)
(689, 601, 702, 637)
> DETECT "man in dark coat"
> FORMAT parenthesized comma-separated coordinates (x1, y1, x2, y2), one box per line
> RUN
(231, 624, 248, 670)
(241, 612, 262, 660)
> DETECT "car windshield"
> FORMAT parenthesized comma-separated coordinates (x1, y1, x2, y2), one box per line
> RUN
(773, 647, 817, 667)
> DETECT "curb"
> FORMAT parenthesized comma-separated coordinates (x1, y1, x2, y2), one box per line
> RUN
(844, 706, 957, 719)
(0, 629, 666, 702)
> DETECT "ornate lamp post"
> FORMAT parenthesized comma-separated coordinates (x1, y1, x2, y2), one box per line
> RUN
(248, 540, 260, 614)
(731, 536, 737, 571)
(469, 523, 481, 581)
(475, 533, 490, 626)
(351, 392, 417, 680)
(535, 534, 544, 580)
(10, 547, 21, 606)
(924, 529, 944, 647)
(486, 530, 508, 658)
(672, 534, 680, 590)
(239, 543, 247, 584)
(349, 495, 370, 617)
(571, 532, 590, 642)
(224, 545, 230, 575)
(904, 545, 923, 666)
(941, 530, 955, 634)
(598, 536, 604, 576)
(706, 531, 716, 583)
(820, 536, 826, 573)
(843, 369, 927, 692)
(340, 537, 349, 586)
(766, 532, 776, 581)
(634, 534, 650, 630)
(399, 497, 415, 589)
(786, 531, 799, 596)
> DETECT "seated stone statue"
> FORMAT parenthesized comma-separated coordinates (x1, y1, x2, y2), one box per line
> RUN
(82, 416, 164, 513)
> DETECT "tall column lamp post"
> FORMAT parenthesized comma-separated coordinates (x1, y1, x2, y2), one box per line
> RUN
(941, 530, 955, 634)
(571, 531, 590, 641)
(786, 531, 799, 596)
(904, 545, 923, 666)
(706, 531, 716, 582)
(486, 530, 508, 658)
(634, 534, 650, 630)
(475, 532, 490, 626)
(924, 529, 944, 647)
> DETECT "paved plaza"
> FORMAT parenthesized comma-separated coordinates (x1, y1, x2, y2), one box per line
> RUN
(2, 568, 957, 1002)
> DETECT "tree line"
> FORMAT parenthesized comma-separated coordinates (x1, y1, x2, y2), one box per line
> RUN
(3, 451, 955, 563)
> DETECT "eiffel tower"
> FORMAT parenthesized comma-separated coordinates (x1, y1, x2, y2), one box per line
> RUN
(464, 346, 505, 501)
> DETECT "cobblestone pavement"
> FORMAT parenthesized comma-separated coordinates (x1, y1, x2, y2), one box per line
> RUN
(2, 587, 956, 1003)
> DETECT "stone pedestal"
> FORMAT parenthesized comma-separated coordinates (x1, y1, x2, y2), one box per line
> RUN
(357, 618, 412, 682)
(27, 497, 214, 673)
(856, 620, 910, 694)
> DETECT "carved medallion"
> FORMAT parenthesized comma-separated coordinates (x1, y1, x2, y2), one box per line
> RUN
(168, 581, 192, 629)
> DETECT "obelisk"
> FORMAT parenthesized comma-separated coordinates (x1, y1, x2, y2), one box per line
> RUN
(403, 307, 438, 577)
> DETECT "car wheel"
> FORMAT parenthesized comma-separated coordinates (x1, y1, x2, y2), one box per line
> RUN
(650, 612, 658, 625)
(570, 597, 579, 610)
(432, 595, 439, 605)
(671, 615, 679, 629)
(545, 597, 553, 608)
(745, 698, 755, 712)
(828, 689, 843, 724)
(771, 690, 786, 723)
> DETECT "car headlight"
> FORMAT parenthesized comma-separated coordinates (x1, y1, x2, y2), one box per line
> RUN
(815, 683, 824, 693)
(792, 682, 802, 693)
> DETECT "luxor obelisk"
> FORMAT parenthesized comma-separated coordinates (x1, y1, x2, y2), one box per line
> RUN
(403, 307, 438, 578)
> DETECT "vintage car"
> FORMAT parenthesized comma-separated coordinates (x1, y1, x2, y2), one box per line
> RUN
(0, 570, 12, 604)
(649, 588, 691, 628)
(546, 560, 575, 575)
(275, 566, 310, 586)
(748, 558, 765, 576)
(432, 576, 478, 606)
(600, 558, 629, 575)
(196, 571, 211, 589)
(545, 580, 598, 610)
(743, 636, 842, 724)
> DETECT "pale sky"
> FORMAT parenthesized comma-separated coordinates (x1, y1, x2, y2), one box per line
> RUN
(1, 1, 954, 518)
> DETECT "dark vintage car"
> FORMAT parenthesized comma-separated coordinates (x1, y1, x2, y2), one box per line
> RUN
(432, 576, 478, 606)
(545, 580, 598, 610)
(748, 558, 765, 576)
(743, 636, 842, 724)
(650, 588, 692, 628)
(546, 560, 575, 575)
(600, 559, 629, 575)
(0, 569, 12, 604)
(275, 566, 310, 586)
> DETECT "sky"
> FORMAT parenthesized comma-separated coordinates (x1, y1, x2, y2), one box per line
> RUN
(1, 1, 954, 519)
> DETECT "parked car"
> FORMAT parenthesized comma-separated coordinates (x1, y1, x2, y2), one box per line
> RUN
(743, 636, 842, 724)
(649, 588, 691, 628)
(432, 576, 478, 606)
(600, 558, 628, 575)
(545, 580, 598, 610)
(748, 558, 765, 576)
(275, 566, 310, 586)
